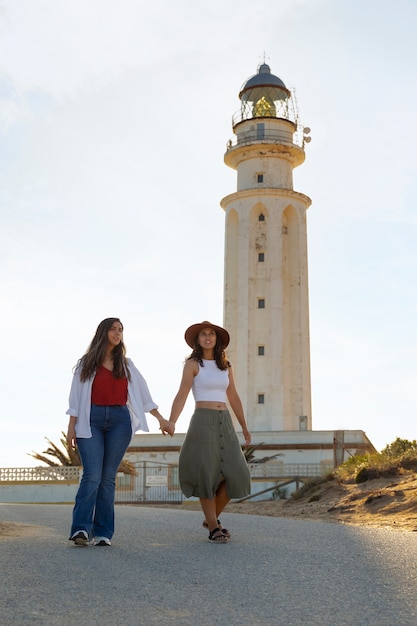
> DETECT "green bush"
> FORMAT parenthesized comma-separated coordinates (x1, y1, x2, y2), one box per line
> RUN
(381, 437, 417, 457)
(335, 438, 417, 484)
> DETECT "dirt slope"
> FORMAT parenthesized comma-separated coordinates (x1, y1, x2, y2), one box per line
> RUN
(224, 470, 417, 532)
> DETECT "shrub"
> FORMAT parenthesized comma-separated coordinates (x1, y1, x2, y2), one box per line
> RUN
(335, 438, 417, 484)
(381, 437, 417, 458)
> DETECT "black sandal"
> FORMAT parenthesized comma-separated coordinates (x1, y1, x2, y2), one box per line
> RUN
(208, 527, 229, 543)
(202, 519, 231, 539)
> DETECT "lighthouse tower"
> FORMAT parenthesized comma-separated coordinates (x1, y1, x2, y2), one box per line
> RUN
(221, 63, 312, 432)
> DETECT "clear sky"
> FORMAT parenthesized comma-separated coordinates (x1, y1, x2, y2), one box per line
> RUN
(1, 0, 416, 467)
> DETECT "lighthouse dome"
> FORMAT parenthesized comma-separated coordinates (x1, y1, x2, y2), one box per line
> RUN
(239, 63, 290, 103)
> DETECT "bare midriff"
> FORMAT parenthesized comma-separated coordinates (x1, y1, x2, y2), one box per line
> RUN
(195, 401, 227, 410)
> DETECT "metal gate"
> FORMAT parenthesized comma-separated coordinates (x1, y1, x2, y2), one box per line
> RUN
(115, 461, 183, 505)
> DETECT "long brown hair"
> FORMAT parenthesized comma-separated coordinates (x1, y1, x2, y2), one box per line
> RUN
(77, 318, 130, 382)
(187, 334, 229, 370)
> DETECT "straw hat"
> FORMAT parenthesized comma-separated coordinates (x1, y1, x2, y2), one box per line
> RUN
(184, 321, 230, 349)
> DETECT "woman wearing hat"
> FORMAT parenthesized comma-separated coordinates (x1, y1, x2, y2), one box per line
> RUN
(168, 321, 251, 543)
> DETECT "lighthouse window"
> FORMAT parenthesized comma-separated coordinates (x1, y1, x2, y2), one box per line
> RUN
(256, 123, 265, 140)
(258, 298, 265, 309)
(258, 214, 265, 222)
(258, 252, 264, 262)
(257, 174, 264, 184)
(257, 394, 265, 404)
(258, 346, 265, 356)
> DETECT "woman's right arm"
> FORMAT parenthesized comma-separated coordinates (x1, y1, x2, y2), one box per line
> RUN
(66, 416, 77, 449)
(66, 369, 81, 449)
(168, 359, 197, 432)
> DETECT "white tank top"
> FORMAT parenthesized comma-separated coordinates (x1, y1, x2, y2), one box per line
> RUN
(192, 359, 229, 402)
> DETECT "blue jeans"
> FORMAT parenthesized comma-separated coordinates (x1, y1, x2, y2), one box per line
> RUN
(70, 404, 132, 540)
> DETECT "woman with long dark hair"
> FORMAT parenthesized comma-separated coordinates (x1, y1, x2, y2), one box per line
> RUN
(167, 321, 251, 543)
(66, 317, 170, 546)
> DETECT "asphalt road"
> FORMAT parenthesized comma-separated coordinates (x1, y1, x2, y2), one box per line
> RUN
(1, 503, 416, 626)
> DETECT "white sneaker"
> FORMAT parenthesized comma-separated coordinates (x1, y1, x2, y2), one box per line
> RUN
(70, 530, 89, 546)
(93, 536, 111, 546)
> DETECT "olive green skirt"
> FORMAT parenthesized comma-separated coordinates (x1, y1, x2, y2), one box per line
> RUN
(179, 408, 251, 499)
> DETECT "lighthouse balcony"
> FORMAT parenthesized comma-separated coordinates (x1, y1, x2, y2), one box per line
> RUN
(226, 127, 304, 152)
(224, 132, 306, 169)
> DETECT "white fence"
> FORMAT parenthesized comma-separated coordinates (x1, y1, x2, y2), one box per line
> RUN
(0, 462, 331, 504)
(0, 466, 81, 482)
(248, 461, 332, 479)
(0, 466, 81, 503)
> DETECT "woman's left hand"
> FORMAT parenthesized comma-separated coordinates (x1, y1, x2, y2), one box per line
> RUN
(242, 428, 251, 446)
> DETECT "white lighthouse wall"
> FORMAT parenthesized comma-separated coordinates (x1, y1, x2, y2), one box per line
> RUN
(237, 156, 294, 191)
(224, 194, 311, 433)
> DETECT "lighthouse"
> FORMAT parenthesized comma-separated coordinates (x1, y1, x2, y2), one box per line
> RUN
(221, 63, 312, 433)
(128, 63, 377, 480)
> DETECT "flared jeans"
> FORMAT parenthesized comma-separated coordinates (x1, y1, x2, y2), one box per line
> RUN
(70, 404, 132, 540)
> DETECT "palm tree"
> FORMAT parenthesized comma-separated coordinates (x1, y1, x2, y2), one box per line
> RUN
(243, 443, 281, 464)
(29, 431, 136, 475)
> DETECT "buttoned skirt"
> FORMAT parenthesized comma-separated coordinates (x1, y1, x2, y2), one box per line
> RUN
(179, 408, 251, 499)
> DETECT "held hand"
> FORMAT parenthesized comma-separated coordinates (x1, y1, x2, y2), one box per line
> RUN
(159, 418, 175, 437)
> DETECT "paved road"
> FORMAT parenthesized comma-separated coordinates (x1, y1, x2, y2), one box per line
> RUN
(1, 503, 416, 626)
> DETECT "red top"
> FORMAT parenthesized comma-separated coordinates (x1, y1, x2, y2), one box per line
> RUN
(91, 366, 128, 406)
